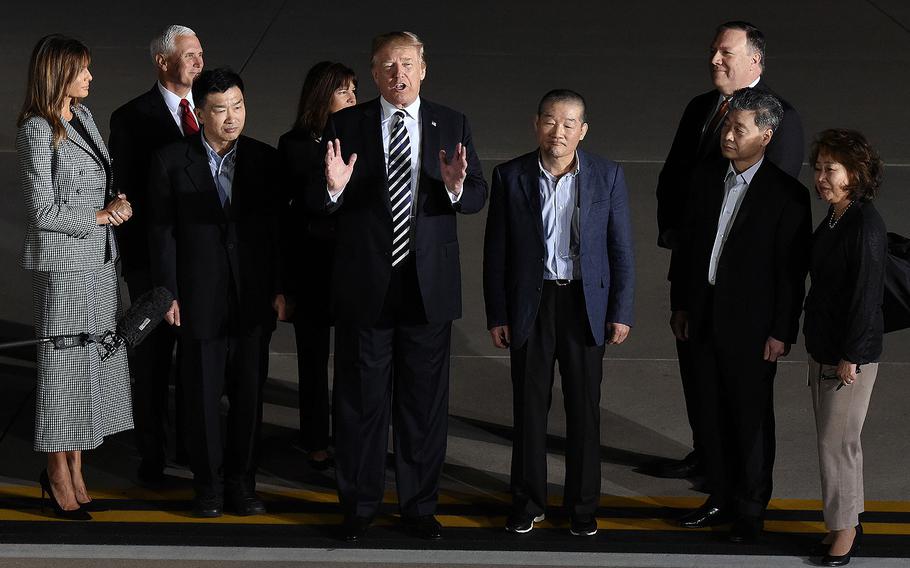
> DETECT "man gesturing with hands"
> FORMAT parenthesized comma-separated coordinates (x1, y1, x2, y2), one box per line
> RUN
(313, 31, 487, 543)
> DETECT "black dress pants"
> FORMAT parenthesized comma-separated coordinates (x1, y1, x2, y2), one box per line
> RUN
(689, 330, 777, 519)
(181, 333, 266, 497)
(510, 281, 606, 518)
(675, 338, 704, 462)
(125, 269, 187, 470)
(333, 258, 451, 519)
(293, 320, 331, 451)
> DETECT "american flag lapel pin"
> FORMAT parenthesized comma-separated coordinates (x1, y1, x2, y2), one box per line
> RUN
(431, 120, 437, 127)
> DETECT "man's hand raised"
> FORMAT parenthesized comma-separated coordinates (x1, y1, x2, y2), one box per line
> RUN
(439, 143, 468, 196)
(326, 139, 357, 195)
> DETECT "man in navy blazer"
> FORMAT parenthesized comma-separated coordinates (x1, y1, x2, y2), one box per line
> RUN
(312, 31, 488, 542)
(483, 90, 634, 537)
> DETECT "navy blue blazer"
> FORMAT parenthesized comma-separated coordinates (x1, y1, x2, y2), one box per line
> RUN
(310, 97, 488, 326)
(483, 149, 635, 348)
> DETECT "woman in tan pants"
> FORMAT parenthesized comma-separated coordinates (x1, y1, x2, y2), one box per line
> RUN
(803, 129, 886, 567)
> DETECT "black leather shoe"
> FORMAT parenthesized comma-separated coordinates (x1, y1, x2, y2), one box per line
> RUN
(729, 516, 762, 543)
(193, 495, 223, 518)
(225, 490, 266, 516)
(678, 504, 733, 528)
(818, 523, 862, 566)
(403, 515, 443, 540)
(341, 515, 373, 542)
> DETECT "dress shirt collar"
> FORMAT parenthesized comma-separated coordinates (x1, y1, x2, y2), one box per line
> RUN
(200, 128, 237, 168)
(157, 81, 195, 113)
(537, 151, 581, 181)
(380, 95, 421, 122)
(726, 156, 763, 186)
(716, 75, 761, 105)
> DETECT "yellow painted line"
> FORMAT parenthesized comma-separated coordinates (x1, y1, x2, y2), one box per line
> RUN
(4, 484, 910, 514)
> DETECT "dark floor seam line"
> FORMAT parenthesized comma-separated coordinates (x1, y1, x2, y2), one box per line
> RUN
(864, 0, 910, 35)
(238, 0, 290, 74)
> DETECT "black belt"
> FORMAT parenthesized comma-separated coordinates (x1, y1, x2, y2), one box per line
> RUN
(545, 279, 576, 287)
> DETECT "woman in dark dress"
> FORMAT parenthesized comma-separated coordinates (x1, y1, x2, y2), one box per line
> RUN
(277, 62, 357, 469)
(803, 129, 886, 566)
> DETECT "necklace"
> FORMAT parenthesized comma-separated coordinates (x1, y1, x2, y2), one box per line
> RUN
(827, 200, 853, 229)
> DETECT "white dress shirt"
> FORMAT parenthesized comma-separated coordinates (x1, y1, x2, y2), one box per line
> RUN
(157, 82, 195, 135)
(708, 158, 763, 285)
(328, 96, 461, 204)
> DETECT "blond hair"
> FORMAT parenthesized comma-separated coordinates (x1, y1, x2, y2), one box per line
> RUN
(370, 31, 425, 66)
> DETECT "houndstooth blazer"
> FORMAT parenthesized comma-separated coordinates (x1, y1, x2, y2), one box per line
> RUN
(18, 104, 117, 272)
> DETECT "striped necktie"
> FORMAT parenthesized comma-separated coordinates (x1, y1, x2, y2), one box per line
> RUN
(388, 110, 412, 267)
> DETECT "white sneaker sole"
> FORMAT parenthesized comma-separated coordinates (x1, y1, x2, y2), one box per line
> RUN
(505, 513, 545, 534)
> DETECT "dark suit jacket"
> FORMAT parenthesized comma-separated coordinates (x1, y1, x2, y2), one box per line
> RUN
(310, 97, 488, 326)
(277, 128, 336, 318)
(109, 83, 186, 278)
(483, 150, 635, 348)
(656, 79, 804, 250)
(147, 134, 281, 340)
(671, 158, 812, 350)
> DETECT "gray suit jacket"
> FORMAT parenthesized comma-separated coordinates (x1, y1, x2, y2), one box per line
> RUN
(18, 104, 116, 271)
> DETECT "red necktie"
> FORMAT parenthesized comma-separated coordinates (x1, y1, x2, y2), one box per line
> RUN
(180, 99, 199, 136)
(704, 97, 730, 138)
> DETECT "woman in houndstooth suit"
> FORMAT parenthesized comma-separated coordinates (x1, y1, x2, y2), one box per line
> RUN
(17, 35, 134, 519)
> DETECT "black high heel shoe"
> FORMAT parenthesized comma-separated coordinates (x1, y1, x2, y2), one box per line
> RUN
(39, 469, 91, 520)
(818, 523, 862, 566)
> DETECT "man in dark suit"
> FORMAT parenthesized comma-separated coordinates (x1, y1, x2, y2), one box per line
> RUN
(148, 68, 282, 518)
(653, 21, 804, 480)
(109, 24, 204, 484)
(483, 90, 634, 537)
(313, 31, 487, 542)
(671, 88, 811, 542)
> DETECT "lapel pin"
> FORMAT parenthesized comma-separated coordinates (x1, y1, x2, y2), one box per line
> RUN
(431, 121, 437, 127)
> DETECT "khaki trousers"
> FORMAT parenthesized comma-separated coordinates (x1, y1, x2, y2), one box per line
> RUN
(809, 359, 879, 530)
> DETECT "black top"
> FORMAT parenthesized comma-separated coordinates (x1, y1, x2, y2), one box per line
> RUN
(804, 201, 887, 365)
(69, 115, 112, 197)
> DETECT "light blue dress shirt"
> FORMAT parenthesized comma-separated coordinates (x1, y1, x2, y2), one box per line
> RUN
(539, 153, 581, 281)
(708, 157, 763, 284)
(201, 130, 237, 206)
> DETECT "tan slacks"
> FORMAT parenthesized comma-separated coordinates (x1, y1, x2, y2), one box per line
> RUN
(809, 359, 879, 530)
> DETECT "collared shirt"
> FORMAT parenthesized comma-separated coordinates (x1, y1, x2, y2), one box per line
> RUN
(704, 75, 762, 137)
(157, 82, 195, 135)
(201, 129, 237, 206)
(539, 152, 581, 281)
(708, 158, 763, 284)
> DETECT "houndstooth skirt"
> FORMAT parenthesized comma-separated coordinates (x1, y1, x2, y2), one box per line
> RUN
(31, 262, 133, 452)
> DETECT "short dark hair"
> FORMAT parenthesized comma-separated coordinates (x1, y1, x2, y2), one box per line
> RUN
(728, 87, 783, 132)
(537, 89, 586, 122)
(293, 61, 357, 135)
(810, 129, 883, 202)
(192, 67, 244, 108)
(717, 20, 766, 70)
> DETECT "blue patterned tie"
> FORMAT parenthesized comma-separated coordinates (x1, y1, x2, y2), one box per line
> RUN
(388, 111, 412, 267)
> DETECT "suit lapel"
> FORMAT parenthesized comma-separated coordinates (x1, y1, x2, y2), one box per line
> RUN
(519, 153, 545, 244)
(576, 151, 593, 234)
(184, 135, 228, 225)
(361, 100, 389, 214)
(144, 83, 183, 139)
(420, 100, 440, 184)
(63, 113, 104, 168)
(727, 160, 766, 239)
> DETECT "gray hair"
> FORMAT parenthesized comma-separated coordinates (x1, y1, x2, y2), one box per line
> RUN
(728, 87, 783, 132)
(149, 25, 196, 61)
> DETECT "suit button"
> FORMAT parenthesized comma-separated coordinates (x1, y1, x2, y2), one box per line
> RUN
(227, 243, 235, 250)
(79, 169, 84, 175)
(536, 287, 541, 292)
